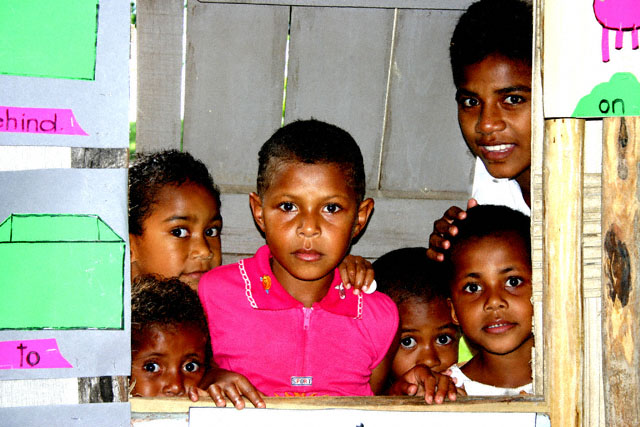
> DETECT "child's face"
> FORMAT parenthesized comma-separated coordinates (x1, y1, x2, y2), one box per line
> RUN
(131, 324, 206, 397)
(449, 233, 532, 356)
(456, 54, 532, 181)
(249, 162, 373, 291)
(130, 182, 222, 290)
(391, 298, 459, 378)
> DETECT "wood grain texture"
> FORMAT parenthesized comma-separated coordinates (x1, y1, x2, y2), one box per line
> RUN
(136, 0, 184, 152)
(182, 2, 288, 187)
(131, 395, 548, 414)
(197, 0, 475, 8)
(601, 116, 640, 426)
(543, 118, 584, 427)
(531, 0, 544, 395)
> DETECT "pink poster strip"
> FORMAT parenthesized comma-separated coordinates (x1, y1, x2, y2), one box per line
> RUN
(0, 338, 73, 369)
(0, 106, 88, 136)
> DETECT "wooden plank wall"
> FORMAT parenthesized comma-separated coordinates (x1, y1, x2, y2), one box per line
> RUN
(135, 0, 611, 425)
(137, 0, 477, 265)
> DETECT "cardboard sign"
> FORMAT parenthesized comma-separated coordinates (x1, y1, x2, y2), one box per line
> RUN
(0, 214, 125, 330)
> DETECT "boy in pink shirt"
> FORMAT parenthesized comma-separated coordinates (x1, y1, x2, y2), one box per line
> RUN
(199, 120, 457, 407)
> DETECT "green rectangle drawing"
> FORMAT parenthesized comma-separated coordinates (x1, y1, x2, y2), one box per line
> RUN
(0, 214, 125, 329)
(0, 0, 99, 80)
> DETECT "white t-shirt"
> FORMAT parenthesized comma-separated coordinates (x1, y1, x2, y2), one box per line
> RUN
(471, 157, 530, 216)
(449, 364, 533, 396)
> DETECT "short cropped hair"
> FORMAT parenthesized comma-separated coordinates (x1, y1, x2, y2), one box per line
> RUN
(447, 205, 531, 280)
(373, 247, 449, 305)
(131, 275, 209, 352)
(129, 150, 220, 236)
(450, 0, 533, 87)
(256, 119, 366, 203)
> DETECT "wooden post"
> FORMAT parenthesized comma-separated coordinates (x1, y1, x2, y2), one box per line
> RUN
(543, 118, 584, 426)
(601, 116, 640, 425)
(136, 0, 184, 152)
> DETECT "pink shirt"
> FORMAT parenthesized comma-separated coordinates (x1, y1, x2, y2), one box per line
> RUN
(198, 245, 398, 396)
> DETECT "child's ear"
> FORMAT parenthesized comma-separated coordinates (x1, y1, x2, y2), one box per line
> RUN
(448, 298, 460, 325)
(249, 192, 266, 232)
(129, 234, 139, 263)
(352, 198, 374, 238)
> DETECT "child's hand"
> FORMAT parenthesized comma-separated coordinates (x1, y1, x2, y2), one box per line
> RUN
(190, 366, 266, 409)
(338, 255, 375, 295)
(387, 364, 460, 404)
(426, 199, 478, 262)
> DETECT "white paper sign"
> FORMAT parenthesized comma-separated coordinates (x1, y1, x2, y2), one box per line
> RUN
(189, 407, 545, 427)
(543, 1, 640, 118)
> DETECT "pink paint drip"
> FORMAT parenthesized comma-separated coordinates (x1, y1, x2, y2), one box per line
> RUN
(0, 339, 73, 369)
(0, 106, 88, 136)
(594, 0, 640, 62)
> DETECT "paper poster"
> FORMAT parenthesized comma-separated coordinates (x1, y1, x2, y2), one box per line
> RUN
(0, 0, 129, 148)
(0, 106, 88, 136)
(0, 214, 125, 330)
(0, 403, 130, 427)
(0, 339, 72, 370)
(543, 1, 640, 118)
(189, 407, 545, 427)
(0, 0, 98, 80)
(0, 168, 130, 380)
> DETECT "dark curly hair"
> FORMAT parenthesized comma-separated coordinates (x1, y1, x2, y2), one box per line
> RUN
(450, 0, 532, 87)
(373, 247, 449, 304)
(446, 205, 531, 285)
(256, 119, 366, 203)
(131, 275, 209, 354)
(128, 150, 221, 236)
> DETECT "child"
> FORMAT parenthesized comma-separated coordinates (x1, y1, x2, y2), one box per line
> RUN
(128, 150, 223, 290)
(128, 149, 374, 292)
(130, 275, 209, 397)
(373, 247, 460, 380)
(446, 205, 533, 395)
(428, 0, 533, 261)
(198, 119, 399, 405)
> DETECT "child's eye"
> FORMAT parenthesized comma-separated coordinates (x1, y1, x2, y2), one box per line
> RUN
(278, 202, 297, 212)
(205, 227, 220, 238)
(436, 334, 454, 346)
(506, 276, 524, 288)
(183, 361, 201, 373)
(504, 94, 526, 106)
(170, 227, 189, 238)
(322, 203, 342, 214)
(459, 97, 479, 108)
(462, 282, 482, 293)
(400, 336, 417, 349)
(143, 362, 160, 373)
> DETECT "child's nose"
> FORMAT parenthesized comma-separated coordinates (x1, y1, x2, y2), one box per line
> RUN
(162, 370, 186, 397)
(484, 287, 508, 311)
(191, 235, 213, 260)
(297, 212, 320, 238)
(418, 344, 441, 370)
(476, 103, 506, 135)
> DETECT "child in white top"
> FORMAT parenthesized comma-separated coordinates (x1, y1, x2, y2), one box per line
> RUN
(446, 205, 533, 395)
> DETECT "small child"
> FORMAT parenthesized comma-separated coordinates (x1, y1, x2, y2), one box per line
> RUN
(446, 205, 533, 395)
(130, 275, 209, 397)
(373, 247, 460, 380)
(128, 150, 223, 290)
(198, 119, 399, 404)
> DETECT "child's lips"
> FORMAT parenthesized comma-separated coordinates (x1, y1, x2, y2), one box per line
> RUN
(479, 143, 516, 161)
(182, 270, 207, 281)
(483, 321, 516, 334)
(294, 249, 322, 262)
